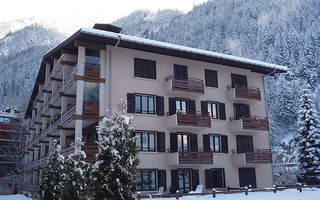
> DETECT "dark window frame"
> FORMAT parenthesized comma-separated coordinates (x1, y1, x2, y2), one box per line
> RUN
(177, 133, 190, 152)
(207, 102, 219, 119)
(205, 69, 218, 88)
(135, 94, 156, 115)
(211, 168, 226, 188)
(135, 131, 156, 152)
(176, 98, 188, 114)
(136, 169, 157, 191)
(209, 134, 222, 153)
(134, 57, 157, 80)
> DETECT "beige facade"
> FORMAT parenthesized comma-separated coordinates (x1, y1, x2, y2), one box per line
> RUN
(23, 25, 286, 197)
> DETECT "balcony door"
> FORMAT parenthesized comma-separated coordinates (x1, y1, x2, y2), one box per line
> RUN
(174, 64, 188, 80)
(238, 168, 257, 188)
(236, 135, 253, 153)
(176, 99, 188, 114)
(178, 134, 189, 152)
(178, 169, 191, 193)
(231, 74, 247, 87)
(234, 104, 250, 119)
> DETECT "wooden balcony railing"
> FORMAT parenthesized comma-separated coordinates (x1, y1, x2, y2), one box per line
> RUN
(83, 145, 98, 162)
(166, 75, 204, 94)
(176, 112, 211, 128)
(84, 63, 101, 82)
(83, 104, 99, 116)
(231, 116, 269, 131)
(232, 149, 272, 164)
(178, 151, 213, 164)
(228, 84, 261, 101)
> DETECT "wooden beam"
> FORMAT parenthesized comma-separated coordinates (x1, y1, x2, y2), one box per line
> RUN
(61, 61, 77, 66)
(32, 144, 41, 148)
(47, 134, 59, 138)
(34, 121, 42, 125)
(42, 89, 52, 94)
(59, 92, 76, 98)
(48, 104, 61, 109)
(39, 139, 49, 143)
(35, 99, 44, 103)
(51, 54, 60, 60)
(72, 114, 103, 121)
(25, 132, 31, 135)
(31, 107, 37, 110)
(30, 127, 36, 130)
(28, 148, 34, 151)
(74, 40, 106, 50)
(74, 75, 105, 83)
(43, 59, 52, 64)
(49, 77, 63, 82)
(36, 82, 44, 86)
(57, 125, 75, 131)
(61, 49, 78, 55)
(41, 114, 50, 118)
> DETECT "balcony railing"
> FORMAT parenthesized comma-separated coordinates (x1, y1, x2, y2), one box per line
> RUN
(61, 104, 76, 127)
(230, 116, 269, 132)
(176, 112, 211, 128)
(165, 75, 204, 94)
(83, 104, 99, 116)
(83, 145, 98, 162)
(179, 151, 213, 164)
(232, 149, 272, 164)
(51, 86, 62, 105)
(84, 63, 101, 81)
(227, 84, 261, 102)
(63, 64, 78, 93)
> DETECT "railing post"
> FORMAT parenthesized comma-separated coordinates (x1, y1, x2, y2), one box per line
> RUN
(137, 192, 140, 200)
(244, 186, 248, 195)
(212, 188, 216, 198)
(273, 185, 277, 193)
(176, 190, 180, 200)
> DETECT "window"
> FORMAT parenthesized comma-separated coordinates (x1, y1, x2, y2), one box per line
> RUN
(176, 99, 187, 114)
(212, 169, 225, 188)
(209, 135, 221, 153)
(135, 95, 155, 114)
(134, 58, 156, 79)
(208, 102, 218, 119)
(136, 170, 156, 191)
(85, 49, 100, 66)
(205, 69, 218, 88)
(83, 82, 99, 105)
(135, 132, 156, 151)
(178, 134, 189, 152)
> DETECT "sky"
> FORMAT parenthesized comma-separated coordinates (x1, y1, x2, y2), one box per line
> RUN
(0, 0, 208, 33)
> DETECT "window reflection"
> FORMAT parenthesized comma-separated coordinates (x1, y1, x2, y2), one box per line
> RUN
(83, 82, 99, 105)
(85, 49, 100, 66)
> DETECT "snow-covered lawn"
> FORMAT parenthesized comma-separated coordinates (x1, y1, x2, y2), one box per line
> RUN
(147, 188, 320, 200)
(0, 195, 30, 200)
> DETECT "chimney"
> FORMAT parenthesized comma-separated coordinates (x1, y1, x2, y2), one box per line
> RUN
(92, 24, 122, 33)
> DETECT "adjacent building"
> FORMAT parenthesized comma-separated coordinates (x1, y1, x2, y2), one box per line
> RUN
(0, 107, 23, 195)
(23, 24, 287, 196)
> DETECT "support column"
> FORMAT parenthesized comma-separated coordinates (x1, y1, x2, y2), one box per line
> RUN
(60, 131, 66, 149)
(100, 50, 106, 117)
(45, 63, 51, 81)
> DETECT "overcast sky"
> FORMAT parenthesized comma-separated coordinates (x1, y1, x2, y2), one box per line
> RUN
(1, 0, 207, 33)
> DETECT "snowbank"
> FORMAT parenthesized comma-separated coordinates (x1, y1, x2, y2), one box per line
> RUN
(0, 195, 31, 200)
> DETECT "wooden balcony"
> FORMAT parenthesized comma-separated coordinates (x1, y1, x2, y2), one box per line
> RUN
(227, 85, 261, 103)
(83, 145, 98, 162)
(231, 149, 272, 166)
(84, 63, 101, 82)
(167, 112, 211, 130)
(230, 116, 269, 133)
(165, 75, 204, 96)
(62, 64, 78, 93)
(83, 104, 99, 116)
(61, 105, 76, 127)
(167, 149, 213, 166)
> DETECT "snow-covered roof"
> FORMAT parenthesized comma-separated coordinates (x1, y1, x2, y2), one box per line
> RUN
(80, 28, 288, 72)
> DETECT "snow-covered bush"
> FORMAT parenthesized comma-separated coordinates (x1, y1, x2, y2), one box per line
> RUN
(61, 137, 91, 200)
(39, 140, 65, 200)
(91, 101, 139, 200)
(297, 85, 320, 184)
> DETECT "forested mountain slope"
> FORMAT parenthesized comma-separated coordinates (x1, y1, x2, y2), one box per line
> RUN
(115, 0, 320, 152)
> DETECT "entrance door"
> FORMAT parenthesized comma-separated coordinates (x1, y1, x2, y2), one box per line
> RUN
(238, 168, 257, 188)
(236, 135, 254, 153)
(231, 74, 248, 87)
(174, 64, 188, 80)
(178, 169, 191, 193)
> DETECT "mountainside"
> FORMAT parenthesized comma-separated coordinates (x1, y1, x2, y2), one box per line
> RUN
(115, 0, 320, 152)
(0, 23, 65, 110)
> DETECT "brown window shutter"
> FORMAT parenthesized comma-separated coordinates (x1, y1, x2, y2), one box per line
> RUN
(188, 100, 196, 114)
(170, 169, 179, 193)
(156, 96, 164, 116)
(127, 93, 135, 113)
(205, 169, 213, 189)
(201, 101, 208, 115)
(203, 134, 210, 152)
(168, 98, 176, 116)
(192, 169, 200, 191)
(157, 132, 165, 152)
(221, 135, 229, 153)
(158, 170, 166, 191)
(170, 133, 178, 153)
(190, 134, 198, 152)
(219, 103, 226, 120)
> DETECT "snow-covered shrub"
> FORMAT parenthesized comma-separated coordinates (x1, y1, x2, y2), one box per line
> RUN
(39, 140, 65, 200)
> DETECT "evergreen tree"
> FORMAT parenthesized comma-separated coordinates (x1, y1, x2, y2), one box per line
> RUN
(91, 100, 139, 200)
(39, 140, 65, 200)
(61, 137, 91, 200)
(297, 85, 320, 184)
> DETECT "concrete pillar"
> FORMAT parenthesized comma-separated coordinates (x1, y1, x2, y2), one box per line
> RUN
(40, 144, 46, 158)
(45, 63, 51, 81)
(60, 130, 66, 149)
(100, 50, 106, 117)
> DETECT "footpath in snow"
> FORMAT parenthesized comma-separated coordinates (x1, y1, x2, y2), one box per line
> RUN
(147, 188, 320, 200)
(0, 195, 31, 200)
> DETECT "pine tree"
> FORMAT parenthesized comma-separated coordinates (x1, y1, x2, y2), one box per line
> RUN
(61, 137, 91, 200)
(297, 85, 320, 184)
(39, 140, 65, 200)
(91, 99, 139, 200)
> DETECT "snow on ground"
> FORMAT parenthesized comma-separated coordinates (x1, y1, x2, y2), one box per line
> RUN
(0, 195, 31, 200)
(148, 188, 320, 200)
